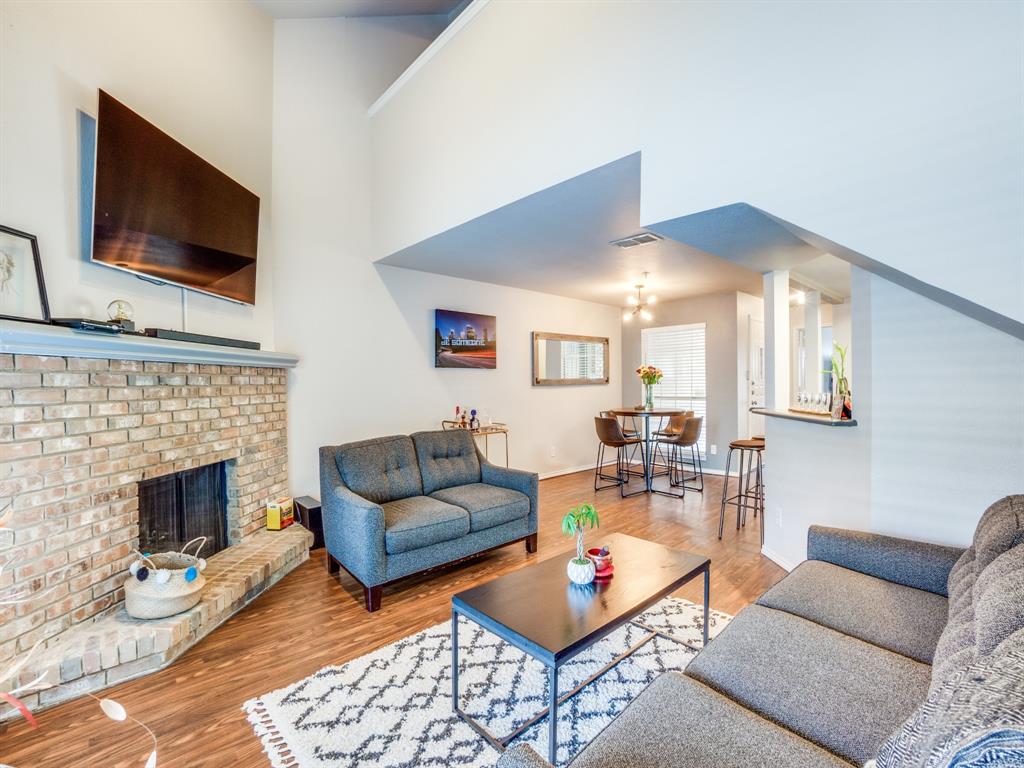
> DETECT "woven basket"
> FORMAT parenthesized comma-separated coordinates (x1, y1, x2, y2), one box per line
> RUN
(124, 539, 208, 620)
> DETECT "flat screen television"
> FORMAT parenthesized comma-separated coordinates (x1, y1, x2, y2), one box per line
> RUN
(90, 90, 260, 305)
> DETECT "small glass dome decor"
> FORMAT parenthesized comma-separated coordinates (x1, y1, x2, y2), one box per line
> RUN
(124, 537, 208, 619)
(107, 298, 134, 322)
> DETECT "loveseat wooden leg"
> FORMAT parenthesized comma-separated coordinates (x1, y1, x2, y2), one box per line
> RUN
(364, 585, 383, 612)
(526, 533, 538, 554)
(326, 552, 340, 574)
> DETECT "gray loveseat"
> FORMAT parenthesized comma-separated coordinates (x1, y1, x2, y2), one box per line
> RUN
(498, 495, 1024, 768)
(320, 429, 538, 611)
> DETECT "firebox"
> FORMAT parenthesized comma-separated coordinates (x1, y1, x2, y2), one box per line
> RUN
(138, 461, 229, 557)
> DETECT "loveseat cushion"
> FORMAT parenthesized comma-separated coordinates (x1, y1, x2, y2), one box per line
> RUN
(412, 430, 482, 495)
(430, 483, 529, 532)
(758, 560, 948, 663)
(382, 496, 469, 555)
(567, 672, 850, 768)
(685, 605, 931, 765)
(876, 629, 1024, 768)
(334, 435, 423, 504)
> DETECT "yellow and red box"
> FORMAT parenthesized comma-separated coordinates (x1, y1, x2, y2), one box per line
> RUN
(266, 497, 295, 530)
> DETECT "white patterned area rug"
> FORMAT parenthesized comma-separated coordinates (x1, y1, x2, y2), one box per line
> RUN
(244, 597, 730, 768)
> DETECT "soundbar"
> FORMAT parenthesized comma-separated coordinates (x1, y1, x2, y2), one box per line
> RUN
(142, 328, 260, 350)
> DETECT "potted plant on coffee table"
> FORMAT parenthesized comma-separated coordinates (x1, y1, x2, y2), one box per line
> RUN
(562, 503, 599, 585)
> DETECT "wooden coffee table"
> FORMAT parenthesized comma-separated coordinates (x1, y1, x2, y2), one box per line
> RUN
(451, 532, 710, 764)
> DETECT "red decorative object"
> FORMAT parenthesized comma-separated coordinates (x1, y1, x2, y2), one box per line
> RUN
(586, 547, 613, 572)
(594, 564, 615, 580)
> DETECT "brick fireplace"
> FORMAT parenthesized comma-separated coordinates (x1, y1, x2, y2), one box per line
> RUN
(0, 346, 309, 713)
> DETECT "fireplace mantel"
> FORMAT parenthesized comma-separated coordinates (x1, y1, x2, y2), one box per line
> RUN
(0, 319, 299, 367)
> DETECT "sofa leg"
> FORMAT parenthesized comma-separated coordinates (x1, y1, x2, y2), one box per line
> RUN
(364, 585, 383, 612)
(326, 552, 340, 574)
(526, 533, 538, 554)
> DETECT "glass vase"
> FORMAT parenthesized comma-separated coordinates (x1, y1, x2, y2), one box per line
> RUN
(644, 383, 654, 410)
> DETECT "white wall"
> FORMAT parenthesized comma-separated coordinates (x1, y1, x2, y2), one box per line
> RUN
(372, 0, 1024, 323)
(0, 1, 277, 344)
(271, 18, 621, 497)
(621, 292, 762, 472)
(867, 273, 1024, 545)
(763, 267, 1024, 568)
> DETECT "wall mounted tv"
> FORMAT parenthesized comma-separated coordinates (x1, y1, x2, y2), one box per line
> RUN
(90, 90, 259, 305)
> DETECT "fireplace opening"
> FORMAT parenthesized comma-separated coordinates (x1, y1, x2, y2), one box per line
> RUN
(138, 461, 229, 557)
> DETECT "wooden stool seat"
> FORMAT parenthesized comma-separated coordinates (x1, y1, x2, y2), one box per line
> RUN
(730, 439, 764, 450)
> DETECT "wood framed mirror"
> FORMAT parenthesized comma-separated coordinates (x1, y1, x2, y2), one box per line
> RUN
(532, 332, 610, 386)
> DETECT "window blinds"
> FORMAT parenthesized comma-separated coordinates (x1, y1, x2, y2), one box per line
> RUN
(641, 322, 708, 455)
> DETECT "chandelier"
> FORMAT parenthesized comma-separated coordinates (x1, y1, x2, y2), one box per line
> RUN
(623, 272, 657, 322)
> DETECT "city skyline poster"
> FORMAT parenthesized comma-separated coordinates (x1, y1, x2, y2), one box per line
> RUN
(434, 309, 497, 369)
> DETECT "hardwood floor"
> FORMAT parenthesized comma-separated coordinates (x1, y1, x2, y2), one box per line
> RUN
(0, 468, 785, 768)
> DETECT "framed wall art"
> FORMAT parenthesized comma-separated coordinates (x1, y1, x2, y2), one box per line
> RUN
(0, 225, 50, 323)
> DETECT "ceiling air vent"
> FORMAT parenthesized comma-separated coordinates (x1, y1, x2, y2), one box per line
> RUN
(609, 231, 663, 248)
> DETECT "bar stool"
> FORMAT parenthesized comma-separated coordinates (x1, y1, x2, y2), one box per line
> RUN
(651, 411, 692, 476)
(655, 415, 705, 498)
(598, 411, 643, 478)
(599, 410, 638, 437)
(593, 416, 647, 497)
(718, 438, 765, 543)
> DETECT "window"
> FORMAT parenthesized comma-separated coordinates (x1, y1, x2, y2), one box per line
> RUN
(641, 322, 707, 455)
(560, 341, 604, 381)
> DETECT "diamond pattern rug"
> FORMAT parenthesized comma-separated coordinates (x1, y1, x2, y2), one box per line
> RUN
(244, 597, 730, 768)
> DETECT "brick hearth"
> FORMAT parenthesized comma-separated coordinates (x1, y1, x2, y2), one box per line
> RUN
(0, 353, 304, 711)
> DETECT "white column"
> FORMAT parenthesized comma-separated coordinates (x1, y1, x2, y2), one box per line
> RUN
(763, 270, 790, 410)
(804, 290, 822, 395)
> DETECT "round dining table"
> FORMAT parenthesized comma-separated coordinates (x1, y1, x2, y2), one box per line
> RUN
(610, 407, 684, 493)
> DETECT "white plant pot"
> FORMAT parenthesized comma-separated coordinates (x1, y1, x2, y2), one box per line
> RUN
(567, 557, 596, 585)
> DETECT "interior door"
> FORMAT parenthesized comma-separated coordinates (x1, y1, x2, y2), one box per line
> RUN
(747, 316, 765, 437)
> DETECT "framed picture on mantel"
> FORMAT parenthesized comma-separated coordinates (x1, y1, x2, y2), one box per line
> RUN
(0, 225, 50, 324)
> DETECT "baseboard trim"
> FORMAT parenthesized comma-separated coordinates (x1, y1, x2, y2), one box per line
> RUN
(760, 546, 798, 572)
(539, 461, 739, 481)
(538, 462, 610, 480)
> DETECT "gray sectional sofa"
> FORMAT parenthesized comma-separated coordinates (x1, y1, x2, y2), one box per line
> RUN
(498, 495, 1024, 767)
(320, 429, 538, 611)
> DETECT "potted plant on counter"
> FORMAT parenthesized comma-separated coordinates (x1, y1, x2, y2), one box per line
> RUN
(562, 503, 600, 585)
(825, 342, 852, 420)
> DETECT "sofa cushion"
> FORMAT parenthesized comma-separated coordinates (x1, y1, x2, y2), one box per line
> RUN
(876, 629, 1024, 768)
(931, 496, 1024, 686)
(568, 672, 849, 768)
(973, 495, 1024, 572)
(411, 430, 481, 495)
(334, 435, 423, 505)
(429, 483, 528, 532)
(975, 543, 1024, 656)
(381, 496, 469, 555)
(758, 560, 948, 663)
(685, 604, 931, 765)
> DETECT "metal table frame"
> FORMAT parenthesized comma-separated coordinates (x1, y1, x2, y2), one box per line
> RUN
(611, 410, 676, 493)
(451, 564, 710, 765)
(441, 420, 510, 466)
